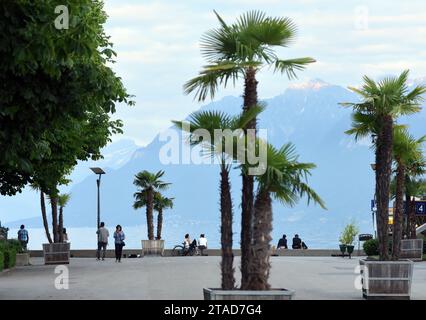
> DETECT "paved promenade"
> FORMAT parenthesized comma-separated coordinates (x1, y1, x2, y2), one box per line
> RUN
(1, 256, 425, 300)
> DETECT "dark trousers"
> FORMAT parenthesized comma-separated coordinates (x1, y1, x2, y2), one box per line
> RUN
(115, 243, 123, 261)
(97, 242, 107, 259)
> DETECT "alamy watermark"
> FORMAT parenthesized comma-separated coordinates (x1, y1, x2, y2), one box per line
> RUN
(54, 265, 69, 290)
(54, 5, 69, 30)
(159, 126, 268, 175)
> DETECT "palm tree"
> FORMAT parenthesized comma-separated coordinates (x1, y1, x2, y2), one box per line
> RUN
(58, 193, 71, 243)
(133, 170, 170, 240)
(391, 128, 425, 259)
(246, 142, 325, 290)
(30, 183, 52, 244)
(153, 192, 174, 240)
(342, 70, 426, 260)
(173, 105, 263, 290)
(184, 10, 315, 288)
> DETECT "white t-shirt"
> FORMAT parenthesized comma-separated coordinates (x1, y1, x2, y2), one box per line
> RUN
(198, 237, 207, 247)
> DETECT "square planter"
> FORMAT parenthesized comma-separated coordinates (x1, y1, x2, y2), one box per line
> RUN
(203, 288, 295, 300)
(141, 240, 164, 257)
(42, 243, 70, 265)
(15, 253, 30, 266)
(400, 239, 423, 261)
(359, 259, 414, 300)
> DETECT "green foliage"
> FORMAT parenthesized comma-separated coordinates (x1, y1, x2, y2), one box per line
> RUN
(0, 251, 4, 272)
(133, 171, 170, 210)
(185, 10, 315, 102)
(0, 0, 133, 195)
(339, 221, 359, 245)
(153, 193, 174, 212)
(7, 239, 24, 254)
(363, 238, 379, 256)
(0, 241, 17, 269)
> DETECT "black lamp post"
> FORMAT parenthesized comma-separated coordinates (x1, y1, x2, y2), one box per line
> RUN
(90, 167, 106, 229)
(370, 163, 377, 238)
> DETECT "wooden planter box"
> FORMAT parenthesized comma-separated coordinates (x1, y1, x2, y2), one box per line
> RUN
(141, 240, 164, 257)
(203, 288, 295, 300)
(15, 253, 30, 266)
(400, 239, 423, 261)
(42, 243, 70, 265)
(359, 259, 413, 300)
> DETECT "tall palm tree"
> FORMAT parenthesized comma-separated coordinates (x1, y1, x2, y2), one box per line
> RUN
(133, 170, 170, 240)
(184, 10, 315, 288)
(153, 192, 174, 240)
(342, 70, 426, 260)
(173, 105, 263, 290)
(391, 128, 425, 259)
(49, 193, 59, 243)
(30, 183, 52, 244)
(246, 142, 325, 290)
(58, 193, 71, 243)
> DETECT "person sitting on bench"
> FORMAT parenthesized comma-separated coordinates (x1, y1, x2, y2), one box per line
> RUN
(277, 234, 288, 249)
(292, 234, 302, 249)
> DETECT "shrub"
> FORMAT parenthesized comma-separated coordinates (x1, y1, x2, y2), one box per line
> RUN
(0, 250, 3, 272)
(339, 221, 359, 245)
(7, 239, 23, 253)
(363, 238, 379, 256)
(0, 240, 17, 269)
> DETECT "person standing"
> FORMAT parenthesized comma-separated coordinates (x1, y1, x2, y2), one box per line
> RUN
(113, 225, 125, 262)
(96, 222, 109, 261)
(17, 225, 29, 251)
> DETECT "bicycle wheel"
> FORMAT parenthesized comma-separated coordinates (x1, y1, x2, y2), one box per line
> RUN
(171, 245, 184, 256)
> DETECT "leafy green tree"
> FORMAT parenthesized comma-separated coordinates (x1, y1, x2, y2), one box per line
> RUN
(153, 193, 174, 241)
(173, 105, 263, 289)
(133, 171, 170, 240)
(0, 0, 133, 195)
(343, 70, 426, 260)
(391, 128, 425, 259)
(185, 10, 315, 288)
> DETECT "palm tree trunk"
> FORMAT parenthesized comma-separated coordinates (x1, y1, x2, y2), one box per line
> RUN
(146, 189, 154, 240)
(241, 66, 258, 289)
(58, 206, 64, 243)
(50, 196, 59, 243)
(246, 189, 272, 290)
(220, 166, 235, 290)
(375, 115, 393, 261)
(392, 161, 405, 260)
(156, 208, 163, 240)
(404, 177, 411, 238)
(40, 191, 52, 244)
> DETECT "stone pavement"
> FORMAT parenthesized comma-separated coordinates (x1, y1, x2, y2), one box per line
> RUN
(0, 256, 425, 300)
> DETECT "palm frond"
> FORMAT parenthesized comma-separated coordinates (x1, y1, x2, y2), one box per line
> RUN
(273, 57, 316, 80)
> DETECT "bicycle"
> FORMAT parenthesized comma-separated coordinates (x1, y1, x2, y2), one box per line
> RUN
(171, 242, 197, 256)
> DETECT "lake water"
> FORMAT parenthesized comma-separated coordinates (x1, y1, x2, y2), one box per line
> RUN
(9, 226, 340, 250)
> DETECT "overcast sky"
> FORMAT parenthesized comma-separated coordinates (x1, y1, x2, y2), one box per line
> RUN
(104, 0, 426, 146)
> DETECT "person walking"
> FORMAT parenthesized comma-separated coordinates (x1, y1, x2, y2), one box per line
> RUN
(96, 222, 109, 261)
(113, 225, 125, 262)
(17, 225, 29, 251)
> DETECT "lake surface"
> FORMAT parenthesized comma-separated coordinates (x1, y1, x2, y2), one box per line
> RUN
(9, 226, 340, 250)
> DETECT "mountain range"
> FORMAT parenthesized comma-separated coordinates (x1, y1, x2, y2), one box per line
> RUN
(2, 78, 425, 248)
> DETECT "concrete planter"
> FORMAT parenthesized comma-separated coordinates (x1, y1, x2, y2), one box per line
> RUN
(42, 243, 70, 265)
(141, 240, 164, 256)
(400, 239, 423, 261)
(203, 288, 295, 300)
(15, 253, 30, 266)
(359, 259, 414, 300)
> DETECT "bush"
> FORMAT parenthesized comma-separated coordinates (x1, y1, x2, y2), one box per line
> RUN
(363, 238, 379, 256)
(4, 248, 16, 269)
(0, 240, 18, 269)
(0, 250, 3, 272)
(7, 239, 23, 253)
(339, 221, 359, 245)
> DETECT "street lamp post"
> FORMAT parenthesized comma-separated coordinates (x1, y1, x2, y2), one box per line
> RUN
(370, 163, 377, 238)
(90, 167, 106, 229)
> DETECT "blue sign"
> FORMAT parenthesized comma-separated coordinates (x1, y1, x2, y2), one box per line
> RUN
(416, 201, 426, 215)
(403, 201, 426, 215)
(371, 199, 376, 211)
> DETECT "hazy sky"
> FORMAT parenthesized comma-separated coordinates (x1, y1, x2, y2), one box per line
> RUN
(103, 0, 426, 146)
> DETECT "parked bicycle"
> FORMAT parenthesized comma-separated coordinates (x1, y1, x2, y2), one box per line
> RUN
(171, 242, 197, 256)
